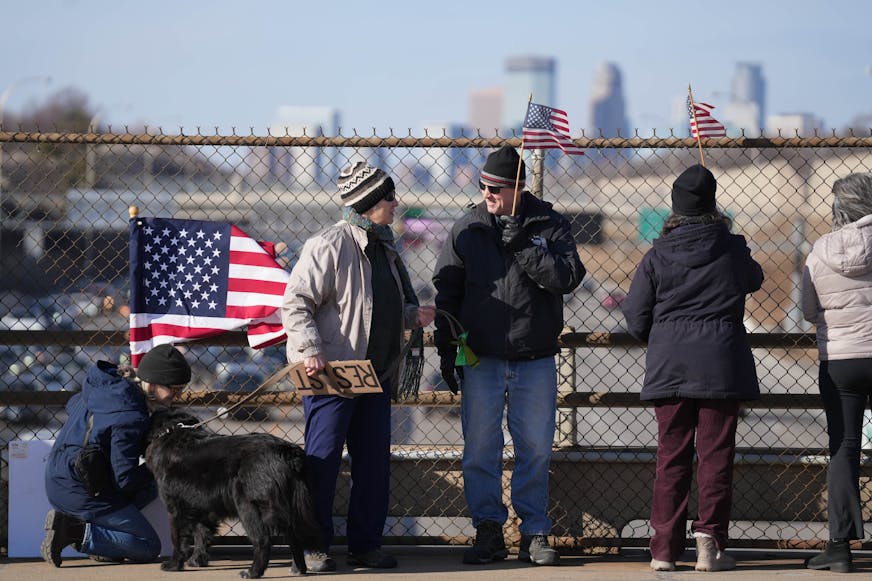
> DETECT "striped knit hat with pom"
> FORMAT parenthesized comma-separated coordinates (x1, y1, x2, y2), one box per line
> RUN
(337, 161, 395, 214)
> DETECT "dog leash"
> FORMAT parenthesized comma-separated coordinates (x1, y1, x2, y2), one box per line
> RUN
(173, 340, 417, 433)
(172, 312, 460, 430)
(435, 308, 466, 343)
(176, 363, 295, 430)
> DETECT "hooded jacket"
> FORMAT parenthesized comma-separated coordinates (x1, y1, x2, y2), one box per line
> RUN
(44, 361, 155, 520)
(433, 192, 585, 360)
(802, 214, 872, 360)
(621, 222, 764, 401)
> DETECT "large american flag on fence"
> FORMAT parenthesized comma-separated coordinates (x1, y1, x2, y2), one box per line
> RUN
(129, 217, 289, 367)
(522, 102, 586, 155)
(688, 98, 727, 138)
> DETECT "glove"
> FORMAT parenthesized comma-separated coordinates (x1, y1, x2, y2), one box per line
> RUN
(499, 215, 528, 252)
(440, 355, 464, 395)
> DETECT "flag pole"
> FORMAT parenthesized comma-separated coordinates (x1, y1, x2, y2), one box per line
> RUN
(511, 93, 532, 216)
(687, 84, 706, 167)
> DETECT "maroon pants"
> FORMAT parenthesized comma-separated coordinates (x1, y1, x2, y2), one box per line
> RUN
(649, 398, 740, 562)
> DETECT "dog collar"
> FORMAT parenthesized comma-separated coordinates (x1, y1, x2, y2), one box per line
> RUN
(155, 421, 196, 439)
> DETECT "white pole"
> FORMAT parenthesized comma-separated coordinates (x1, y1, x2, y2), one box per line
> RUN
(86, 112, 102, 189)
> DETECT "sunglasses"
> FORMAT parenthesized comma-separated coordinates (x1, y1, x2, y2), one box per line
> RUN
(479, 182, 502, 194)
(382, 189, 396, 202)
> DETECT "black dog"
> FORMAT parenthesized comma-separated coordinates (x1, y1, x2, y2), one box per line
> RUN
(144, 408, 321, 578)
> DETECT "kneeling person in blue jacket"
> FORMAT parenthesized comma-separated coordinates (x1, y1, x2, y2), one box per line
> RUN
(41, 343, 191, 566)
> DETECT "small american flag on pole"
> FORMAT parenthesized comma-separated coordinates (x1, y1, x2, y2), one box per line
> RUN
(522, 102, 585, 155)
(129, 217, 289, 367)
(688, 98, 727, 138)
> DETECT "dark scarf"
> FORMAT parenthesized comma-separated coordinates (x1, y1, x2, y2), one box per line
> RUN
(343, 208, 424, 400)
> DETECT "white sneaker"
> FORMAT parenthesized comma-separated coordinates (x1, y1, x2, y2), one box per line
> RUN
(695, 536, 736, 572)
(650, 558, 676, 571)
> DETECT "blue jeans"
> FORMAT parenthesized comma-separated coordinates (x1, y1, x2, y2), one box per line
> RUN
(460, 356, 557, 535)
(80, 487, 161, 563)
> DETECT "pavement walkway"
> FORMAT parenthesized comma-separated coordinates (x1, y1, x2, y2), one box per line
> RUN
(3, 546, 871, 581)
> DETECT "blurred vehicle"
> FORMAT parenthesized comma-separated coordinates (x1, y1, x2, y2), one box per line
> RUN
(0, 293, 86, 331)
(578, 276, 627, 311)
(212, 360, 269, 421)
(34, 294, 79, 329)
(421, 370, 450, 393)
(0, 305, 45, 331)
(601, 290, 626, 310)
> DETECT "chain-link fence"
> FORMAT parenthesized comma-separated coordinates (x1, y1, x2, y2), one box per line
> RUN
(1, 129, 871, 552)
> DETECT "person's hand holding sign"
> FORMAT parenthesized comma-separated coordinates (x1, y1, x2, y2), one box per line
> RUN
(304, 354, 326, 377)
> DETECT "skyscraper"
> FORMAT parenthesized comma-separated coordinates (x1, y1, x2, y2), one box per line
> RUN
(245, 106, 340, 188)
(502, 56, 556, 132)
(421, 122, 474, 188)
(588, 62, 630, 138)
(766, 113, 824, 137)
(724, 63, 766, 136)
(468, 87, 503, 136)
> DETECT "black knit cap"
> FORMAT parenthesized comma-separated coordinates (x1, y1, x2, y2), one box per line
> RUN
(480, 145, 525, 189)
(671, 164, 717, 216)
(136, 344, 191, 386)
(337, 161, 395, 214)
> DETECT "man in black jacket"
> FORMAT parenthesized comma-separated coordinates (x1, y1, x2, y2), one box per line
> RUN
(432, 145, 585, 566)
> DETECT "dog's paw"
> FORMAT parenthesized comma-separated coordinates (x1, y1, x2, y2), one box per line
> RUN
(160, 559, 184, 571)
(186, 553, 209, 567)
(238, 570, 257, 579)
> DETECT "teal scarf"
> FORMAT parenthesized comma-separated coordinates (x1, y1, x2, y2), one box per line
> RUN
(342, 207, 395, 242)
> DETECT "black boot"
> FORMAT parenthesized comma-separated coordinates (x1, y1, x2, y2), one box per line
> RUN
(462, 521, 507, 565)
(805, 540, 854, 573)
(40, 510, 85, 567)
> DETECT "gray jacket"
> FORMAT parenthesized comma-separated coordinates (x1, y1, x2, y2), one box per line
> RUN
(282, 220, 419, 364)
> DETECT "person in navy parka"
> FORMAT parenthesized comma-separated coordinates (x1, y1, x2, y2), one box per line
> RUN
(621, 165, 763, 573)
(41, 344, 191, 567)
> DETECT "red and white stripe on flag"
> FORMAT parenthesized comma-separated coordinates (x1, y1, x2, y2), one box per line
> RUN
(129, 217, 289, 367)
(689, 101, 727, 138)
(522, 102, 586, 155)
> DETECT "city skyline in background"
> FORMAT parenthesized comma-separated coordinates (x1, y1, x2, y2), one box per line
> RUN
(1, 0, 870, 137)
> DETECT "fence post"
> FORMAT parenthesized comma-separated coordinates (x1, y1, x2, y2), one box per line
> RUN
(531, 149, 544, 198)
(555, 325, 577, 447)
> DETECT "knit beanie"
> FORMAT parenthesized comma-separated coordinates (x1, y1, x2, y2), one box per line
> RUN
(480, 145, 525, 189)
(337, 161, 395, 214)
(671, 164, 717, 216)
(136, 344, 191, 385)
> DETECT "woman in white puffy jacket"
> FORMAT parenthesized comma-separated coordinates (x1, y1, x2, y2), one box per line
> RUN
(801, 172, 872, 573)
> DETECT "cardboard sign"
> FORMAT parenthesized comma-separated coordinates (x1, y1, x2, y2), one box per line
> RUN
(289, 359, 383, 397)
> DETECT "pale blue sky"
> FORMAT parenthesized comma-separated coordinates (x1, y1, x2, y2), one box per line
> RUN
(2, 0, 870, 135)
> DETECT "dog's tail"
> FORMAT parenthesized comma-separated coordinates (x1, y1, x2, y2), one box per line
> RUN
(284, 453, 323, 549)
(290, 479, 323, 548)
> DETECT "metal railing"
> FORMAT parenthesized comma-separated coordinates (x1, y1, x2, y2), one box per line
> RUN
(1, 129, 871, 552)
